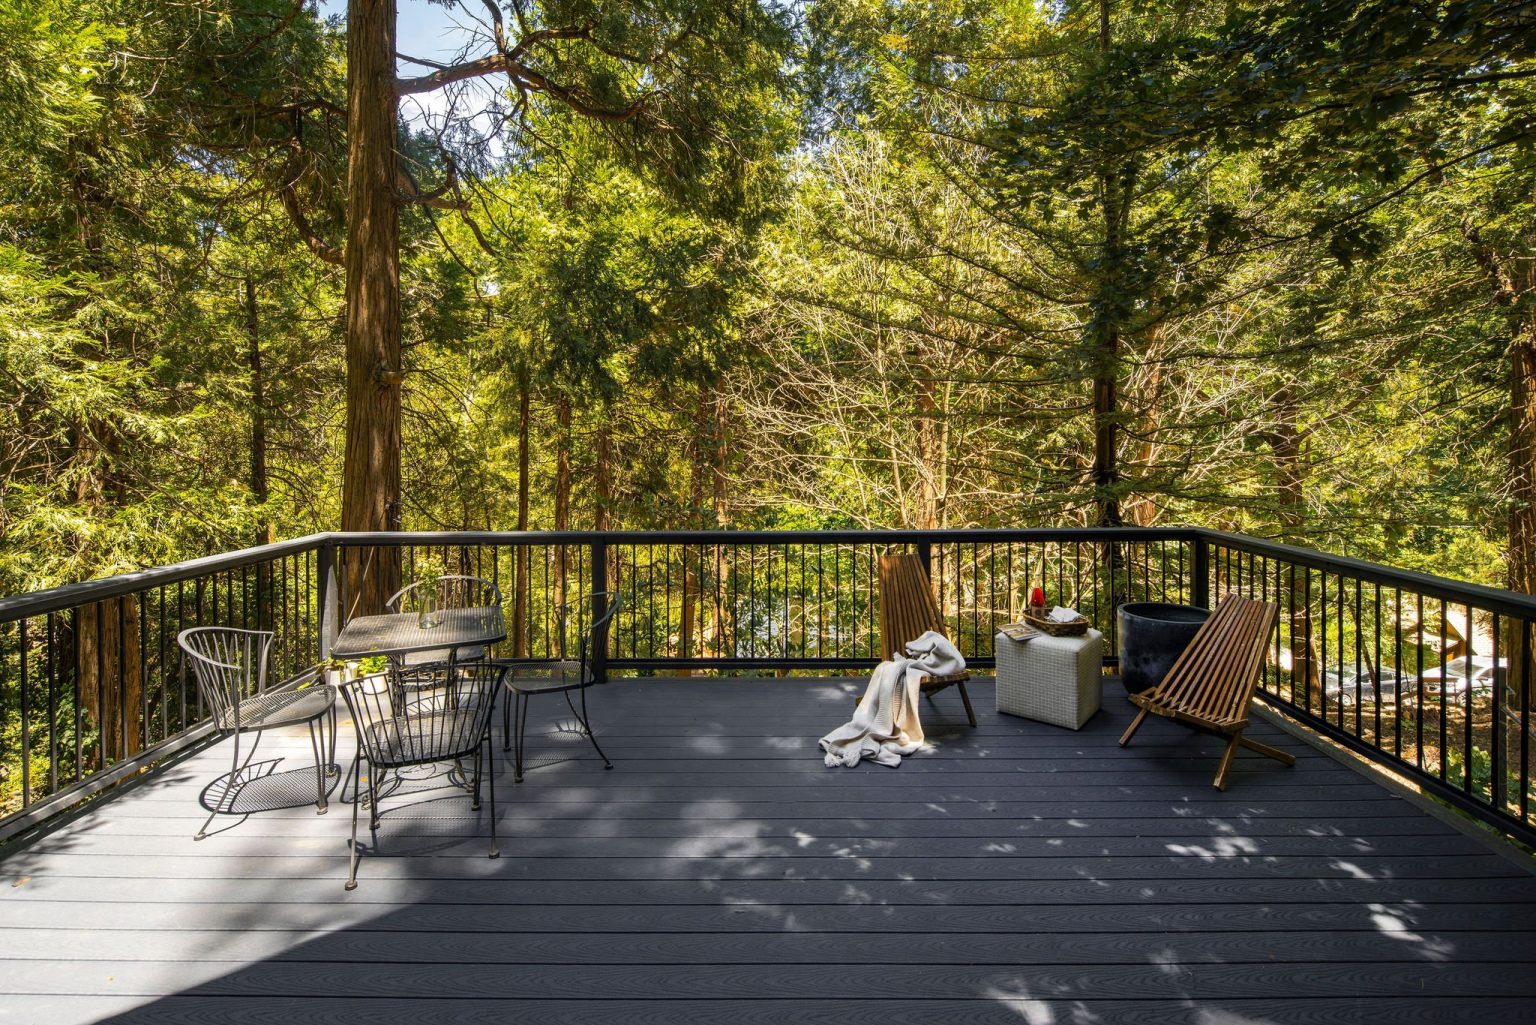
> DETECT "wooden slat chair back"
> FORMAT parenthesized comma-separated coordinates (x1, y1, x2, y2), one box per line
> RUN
(877, 552, 977, 727)
(1118, 592, 1295, 789)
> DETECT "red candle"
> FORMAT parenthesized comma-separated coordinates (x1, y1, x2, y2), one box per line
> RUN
(1030, 586, 1045, 608)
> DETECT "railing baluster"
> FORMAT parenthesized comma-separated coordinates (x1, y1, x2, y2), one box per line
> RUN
(1493, 611, 1504, 809)
(1464, 603, 1475, 795)
(19, 619, 30, 808)
(45, 613, 57, 798)
(1522, 617, 1532, 822)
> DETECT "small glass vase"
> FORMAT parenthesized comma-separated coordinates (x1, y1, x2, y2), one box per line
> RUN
(417, 593, 441, 629)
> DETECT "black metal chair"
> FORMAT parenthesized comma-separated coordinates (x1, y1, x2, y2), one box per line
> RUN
(501, 591, 621, 783)
(384, 574, 502, 692)
(340, 661, 505, 890)
(177, 627, 337, 841)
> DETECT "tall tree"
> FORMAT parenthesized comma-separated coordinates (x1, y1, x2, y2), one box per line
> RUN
(329, 0, 789, 610)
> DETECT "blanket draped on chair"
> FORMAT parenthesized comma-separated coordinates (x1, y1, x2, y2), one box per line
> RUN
(819, 631, 965, 768)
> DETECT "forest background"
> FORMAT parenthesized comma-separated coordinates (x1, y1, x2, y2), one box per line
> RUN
(3, 0, 1535, 601)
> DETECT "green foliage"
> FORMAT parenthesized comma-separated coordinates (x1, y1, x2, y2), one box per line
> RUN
(0, 0, 1532, 596)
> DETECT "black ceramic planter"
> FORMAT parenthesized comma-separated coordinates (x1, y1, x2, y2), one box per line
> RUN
(1116, 602, 1210, 695)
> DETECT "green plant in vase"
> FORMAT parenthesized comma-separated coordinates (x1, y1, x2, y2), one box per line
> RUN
(311, 657, 349, 690)
(357, 655, 389, 676)
(416, 556, 446, 629)
(354, 654, 391, 695)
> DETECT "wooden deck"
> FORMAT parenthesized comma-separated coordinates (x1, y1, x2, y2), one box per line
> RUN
(3, 676, 1536, 1024)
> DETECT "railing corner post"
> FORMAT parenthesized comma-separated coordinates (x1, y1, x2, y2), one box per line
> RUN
(1192, 532, 1210, 610)
(317, 539, 338, 660)
(591, 538, 609, 685)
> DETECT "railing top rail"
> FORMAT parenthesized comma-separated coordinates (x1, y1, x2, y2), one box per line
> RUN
(1198, 528, 1536, 619)
(0, 534, 331, 624)
(325, 527, 1195, 546)
(5, 525, 1534, 623)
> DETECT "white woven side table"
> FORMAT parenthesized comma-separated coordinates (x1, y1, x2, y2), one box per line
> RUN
(995, 628, 1104, 730)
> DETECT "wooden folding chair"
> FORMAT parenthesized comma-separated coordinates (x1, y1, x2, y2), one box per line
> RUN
(1118, 592, 1294, 789)
(877, 552, 977, 727)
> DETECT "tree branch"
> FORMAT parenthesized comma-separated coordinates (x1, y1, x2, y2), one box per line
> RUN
(392, 24, 652, 124)
(278, 161, 344, 265)
(397, 165, 463, 210)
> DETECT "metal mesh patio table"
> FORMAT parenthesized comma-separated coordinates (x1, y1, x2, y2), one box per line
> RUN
(331, 606, 506, 660)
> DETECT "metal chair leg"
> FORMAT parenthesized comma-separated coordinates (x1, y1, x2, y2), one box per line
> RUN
(514, 691, 529, 783)
(196, 730, 260, 841)
(470, 743, 483, 811)
(502, 686, 513, 752)
(345, 753, 362, 890)
(571, 686, 612, 771)
(367, 763, 382, 833)
(326, 705, 339, 777)
(307, 720, 329, 815)
(341, 750, 361, 805)
(485, 735, 500, 860)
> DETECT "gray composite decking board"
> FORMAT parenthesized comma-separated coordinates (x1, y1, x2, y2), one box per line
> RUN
(23, 832, 1486, 858)
(43, 814, 1466, 838)
(12, 998, 1536, 1025)
(8, 926, 1536, 966)
(11, 852, 1523, 883)
(8, 959, 1536, 1000)
(11, 871, 1536, 908)
(85, 799, 1443, 823)
(119, 772, 1382, 790)
(2, 676, 1534, 1025)
(3, 899, 1532, 936)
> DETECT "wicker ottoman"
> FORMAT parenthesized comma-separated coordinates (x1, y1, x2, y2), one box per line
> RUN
(995, 628, 1104, 729)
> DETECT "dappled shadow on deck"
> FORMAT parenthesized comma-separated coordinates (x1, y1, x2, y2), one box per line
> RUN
(3, 677, 1536, 1024)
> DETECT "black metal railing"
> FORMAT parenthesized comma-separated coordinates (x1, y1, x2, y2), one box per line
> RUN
(4, 527, 1536, 848)
(1201, 530, 1536, 845)
(0, 535, 328, 841)
(327, 529, 1193, 672)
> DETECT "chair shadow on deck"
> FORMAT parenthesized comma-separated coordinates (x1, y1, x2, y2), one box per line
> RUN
(195, 758, 345, 840)
(6, 678, 1536, 1025)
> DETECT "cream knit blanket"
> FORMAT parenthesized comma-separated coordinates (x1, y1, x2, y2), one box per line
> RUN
(819, 630, 964, 768)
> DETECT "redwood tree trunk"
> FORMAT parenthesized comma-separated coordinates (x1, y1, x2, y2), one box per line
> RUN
(1091, 366, 1120, 526)
(1461, 225, 1536, 786)
(594, 423, 613, 531)
(914, 372, 944, 530)
(340, 0, 402, 615)
(1506, 317, 1536, 722)
(712, 374, 730, 527)
(710, 375, 732, 654)
(1122, 324, 1166, 527)
(512, 376, 531, 657)
(1090, 0, 1126, 528)
(1265, 386, 1321, 697)
(246, 276, 275, 627)
(1511, 327, 1536, 597)
(553, 393, 572, 612)
(245, 277, 272, 547)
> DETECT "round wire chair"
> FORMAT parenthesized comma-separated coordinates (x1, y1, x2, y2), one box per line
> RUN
(501, 591, 621, 783)
(340, 660, 506, 889)
(177, 627, 337, 841)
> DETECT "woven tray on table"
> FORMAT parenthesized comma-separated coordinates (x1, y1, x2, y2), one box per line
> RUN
(1021, 610, 1090, 636)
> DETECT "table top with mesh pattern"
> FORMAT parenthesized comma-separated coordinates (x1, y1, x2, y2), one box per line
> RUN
(331, 606, 505, 658)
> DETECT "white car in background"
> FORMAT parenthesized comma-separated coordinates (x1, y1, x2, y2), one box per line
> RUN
(1321, 656, 1508, 704)
(1416, 655, 1508, 697)
(1321, 665, 1411, 705)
